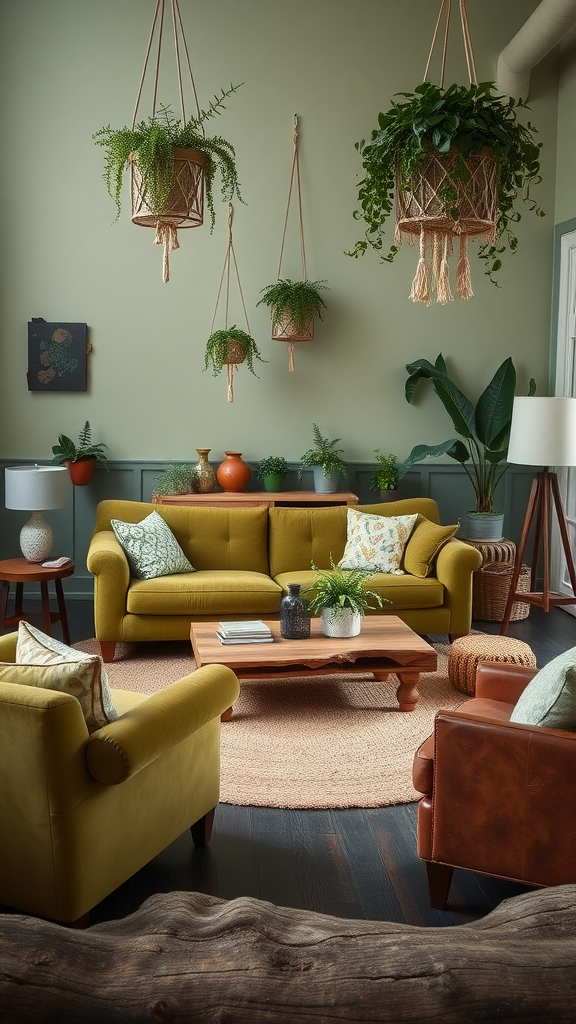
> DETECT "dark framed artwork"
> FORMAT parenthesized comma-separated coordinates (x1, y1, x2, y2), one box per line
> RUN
(27, 321, 88, 391)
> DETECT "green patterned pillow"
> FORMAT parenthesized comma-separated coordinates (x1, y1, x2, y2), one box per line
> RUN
(510, 646, 576, 730)
(338, 508, 418, 574)
(111, 510, 194, 580)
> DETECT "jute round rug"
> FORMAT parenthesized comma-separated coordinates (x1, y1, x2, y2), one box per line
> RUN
(75, 639, 464, 810)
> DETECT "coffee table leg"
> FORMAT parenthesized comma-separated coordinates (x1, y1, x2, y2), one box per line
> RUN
(221, 706, 233, 722)
(395, 672, 420, 712)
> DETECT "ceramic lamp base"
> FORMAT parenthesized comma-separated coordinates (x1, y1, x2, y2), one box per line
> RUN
(20, 511, 52, 562)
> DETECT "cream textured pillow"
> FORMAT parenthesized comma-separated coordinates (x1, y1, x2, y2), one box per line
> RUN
(16, 620, 117, 732)
(338, 508, 418, 574)
(111, 510, 194, 580)
(510, 646, 576, 730)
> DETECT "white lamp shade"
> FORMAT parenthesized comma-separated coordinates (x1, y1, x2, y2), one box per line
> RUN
(507, 397, 576, 467)
(5, 465, 70, 510)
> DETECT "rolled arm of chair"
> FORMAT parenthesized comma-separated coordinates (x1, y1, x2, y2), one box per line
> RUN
(475, 661, 538, 703)
(86, 664, 240, 785)
(434, 539, 482, 637)
(0, 632, 18, 662)
(87, 530, 130, 641)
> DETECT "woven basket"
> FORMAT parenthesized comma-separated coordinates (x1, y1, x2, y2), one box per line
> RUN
(271, 314, 314, 343)
(448, 634, 537, 697)
(215, 339, 246, 366)
(473, 562, 531, 622)
(131, 148, 206, 228)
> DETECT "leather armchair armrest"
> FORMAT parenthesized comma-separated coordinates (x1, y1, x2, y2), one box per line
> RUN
(86, 664, 240, 785)
(475, 661, 538, 703)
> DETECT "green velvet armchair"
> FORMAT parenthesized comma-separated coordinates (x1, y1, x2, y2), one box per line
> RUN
(0, 632, 239, 925)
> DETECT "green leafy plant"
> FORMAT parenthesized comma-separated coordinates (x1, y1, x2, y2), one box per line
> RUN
(257, 456, 289, 479)
(370, 450, 400, 491)
(397, 354, 536, 513)
(306, 555, 387, 615)
(93, 86, 242, 229)
(299, 424, 348, 480)
(348, 81, 543, 283)
(51, 422, 109, 466)
(257, 279, 329, 331)
(203, 327, 266, 377)
(152, 461, 193, 498)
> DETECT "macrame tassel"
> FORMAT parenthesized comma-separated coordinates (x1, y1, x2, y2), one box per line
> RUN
(409, 228, 431, 305)
(227, 363, 235, 403)
(154, 221, 180, 283)
(288, 340, 295, 372)
(436, 233, 453, 304)
(457, 233, 474, 299)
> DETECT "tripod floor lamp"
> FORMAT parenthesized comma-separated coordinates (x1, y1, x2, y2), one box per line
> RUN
(500, 396, 576, 634)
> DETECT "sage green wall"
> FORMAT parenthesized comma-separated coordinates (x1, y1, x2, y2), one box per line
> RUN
(0, 0, 558, 470)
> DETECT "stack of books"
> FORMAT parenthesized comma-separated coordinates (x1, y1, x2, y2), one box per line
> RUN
(217, 621, 274, 644)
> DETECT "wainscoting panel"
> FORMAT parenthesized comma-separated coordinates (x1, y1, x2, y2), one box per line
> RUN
(0, 459, 535, 602)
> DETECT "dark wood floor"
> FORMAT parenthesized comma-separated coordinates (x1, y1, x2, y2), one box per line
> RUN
(5, 600, 576, 928)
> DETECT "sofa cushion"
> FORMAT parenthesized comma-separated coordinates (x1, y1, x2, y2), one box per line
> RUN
(403, 516, 459, 578)
(338, 508, 418, 573)
(127, 570, 283, 617)
(510, 646, 576, 730)
(274, 570, 444, 610)
(111, 510, 194, 580)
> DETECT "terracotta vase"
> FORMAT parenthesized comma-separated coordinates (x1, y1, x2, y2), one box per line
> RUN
(67, 458, 96, 486)
(192, 449, 216, 493)
(216, 452, 251, 492)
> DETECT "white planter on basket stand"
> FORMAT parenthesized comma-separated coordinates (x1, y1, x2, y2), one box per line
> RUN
(321, 607, 362, 638)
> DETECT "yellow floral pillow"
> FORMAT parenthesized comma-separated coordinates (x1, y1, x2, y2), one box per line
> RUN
(338, 508, 418, 574)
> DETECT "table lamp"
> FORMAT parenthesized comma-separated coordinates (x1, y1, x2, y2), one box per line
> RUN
(4, 465, 70, 563)
(500, 396, 576, 633)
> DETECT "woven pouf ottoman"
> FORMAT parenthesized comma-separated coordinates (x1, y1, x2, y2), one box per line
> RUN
(448, 634, 537, 697)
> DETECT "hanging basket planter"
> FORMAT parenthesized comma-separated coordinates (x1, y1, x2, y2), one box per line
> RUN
(131, 148, 206, 229)
(271, 315, 314, 343)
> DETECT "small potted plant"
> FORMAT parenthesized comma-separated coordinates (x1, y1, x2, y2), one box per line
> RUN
(306, 556, 386, 638)
(203, 327, 266, 403)
(152, 461, 194, 499)
(257, 278, 329, 369)
(51, 422, 109, 486)
(299, 424, 348, 494)
(370, 450, 402, 502)
(257, 456, 289, 493)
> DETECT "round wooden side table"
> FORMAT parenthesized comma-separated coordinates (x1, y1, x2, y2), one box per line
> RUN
(0, 558, 75, 645)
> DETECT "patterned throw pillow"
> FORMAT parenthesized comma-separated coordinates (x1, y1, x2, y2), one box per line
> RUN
(510, 645, 576, 730)
(111, 510, 194, 580)
(15, 620, 117, 733)
(338, 508, 418, 574)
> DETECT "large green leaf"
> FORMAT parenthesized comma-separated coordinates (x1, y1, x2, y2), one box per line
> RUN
(397, 439, 469, 479)
(405, 357, 476, 439)
(475, 358, 516, 447)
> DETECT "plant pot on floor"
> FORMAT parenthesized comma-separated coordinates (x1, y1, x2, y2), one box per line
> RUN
(464, 511, 505, 542)
(67, 458, 96, 486)
(321, 607, 362, 638)
(313, 467, 340, 494)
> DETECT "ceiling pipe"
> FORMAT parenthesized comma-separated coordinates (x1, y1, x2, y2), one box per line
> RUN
(497, 0, 576, 98)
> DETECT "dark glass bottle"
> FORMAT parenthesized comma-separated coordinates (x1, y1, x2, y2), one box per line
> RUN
(280, 583, 310, 639)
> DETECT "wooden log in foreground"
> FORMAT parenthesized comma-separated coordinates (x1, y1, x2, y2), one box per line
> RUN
(1, 885, 576, 1023)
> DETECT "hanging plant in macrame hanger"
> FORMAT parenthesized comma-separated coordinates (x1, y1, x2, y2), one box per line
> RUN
(348, 0, 543, 303)
(93, 0, 242, 282)
(257, 115, 328, 370)
(204, 204, 265, 403)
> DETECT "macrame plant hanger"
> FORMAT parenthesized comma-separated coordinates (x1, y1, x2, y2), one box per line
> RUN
(397, 0, 498, 304)
(275, 114, 311, 371)
(131, 0, 205, 282)
(210, 204, 252, 403)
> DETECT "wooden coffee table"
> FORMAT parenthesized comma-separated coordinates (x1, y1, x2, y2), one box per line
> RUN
(190, 616, 437, 720)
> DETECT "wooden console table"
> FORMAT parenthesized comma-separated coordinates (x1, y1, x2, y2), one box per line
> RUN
(154, 491, 359, 509)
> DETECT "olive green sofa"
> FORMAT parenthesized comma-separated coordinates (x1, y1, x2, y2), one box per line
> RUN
(88, 498, 482, 661)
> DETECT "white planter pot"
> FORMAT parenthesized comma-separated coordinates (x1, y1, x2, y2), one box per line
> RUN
(321, 607, 362, 638)
(313, 466, 340, 493)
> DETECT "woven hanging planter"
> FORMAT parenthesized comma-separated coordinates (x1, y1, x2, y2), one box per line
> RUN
(131, 148, 206, 229)
(271, 316, 314, 344)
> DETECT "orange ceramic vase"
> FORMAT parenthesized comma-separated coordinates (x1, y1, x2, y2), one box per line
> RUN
(216, 452, 251, 492)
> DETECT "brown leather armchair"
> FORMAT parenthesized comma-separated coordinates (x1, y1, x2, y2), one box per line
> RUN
(413, 661, 576, 910)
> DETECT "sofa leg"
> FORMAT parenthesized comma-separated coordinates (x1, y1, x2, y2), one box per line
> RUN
(426, 862, 454, 910)
(62, 912, 90, 929)
(99, 641, 117, 662)
(191, 807, 215, 847)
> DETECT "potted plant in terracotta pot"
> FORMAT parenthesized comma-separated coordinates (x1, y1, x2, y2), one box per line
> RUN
(257, 278, 329, 370)
(306, 556, 386, 638)
(257, 456, 289, 493)
(203, 326, 266, 403)
(51, 422, 109, 485)
(370, 450, 402, 502)
(299, 424, 348, 494)
(397, 354, 537, 540)
(348, 81, 543, 301)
